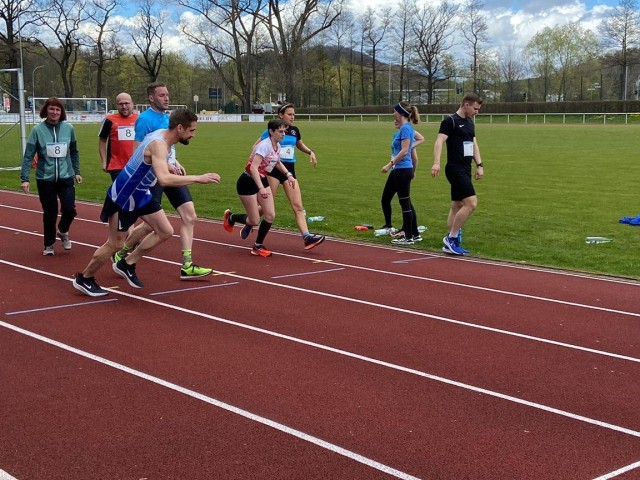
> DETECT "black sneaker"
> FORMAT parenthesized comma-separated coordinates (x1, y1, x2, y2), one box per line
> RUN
(303, 234, 326, 250)
(113, 258, 144, 288)
(73, 273, 108, 297)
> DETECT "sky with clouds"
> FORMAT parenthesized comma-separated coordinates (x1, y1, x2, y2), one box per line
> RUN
(129, 0, 620, 60)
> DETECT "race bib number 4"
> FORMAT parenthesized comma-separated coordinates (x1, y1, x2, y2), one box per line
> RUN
(117, 126, 135, 141)
(280, 146, 295, 160)
(46, 142, 68, 158)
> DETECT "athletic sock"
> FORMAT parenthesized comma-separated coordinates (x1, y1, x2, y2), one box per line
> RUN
(182, 249, 192, 266)
(255, 219, 272, 245)
(230, 213, 248, 225)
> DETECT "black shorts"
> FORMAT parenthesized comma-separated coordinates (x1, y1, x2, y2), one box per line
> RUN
(445, 166, 475, 201)
(100, 196, 162, 232)
(150, 182, 193, 209)
(267, 161, 296, 183)
(108, 169, 122, 182)
(236, 172, 269, 196)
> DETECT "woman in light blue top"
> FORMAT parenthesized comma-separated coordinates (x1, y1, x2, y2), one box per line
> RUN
(380, 101, 422, 245)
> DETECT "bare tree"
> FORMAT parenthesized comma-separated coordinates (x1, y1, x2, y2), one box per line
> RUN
(497, 44, 526, 102)
(461, 0, 488, 93)
(179, 0, 265, 113)
(327, 9, 354, 106)
(130, 0, 165, 82)
(412, 1, 458, 104)
(84, 0, 121, 97)
(0, 0, 45, 111)
(261, 0, 343, 105)
(599, 0, 640, 99)
(362, 6, 391, 105)
(389, 0, 416, 102)
(36, 0, 88, 97)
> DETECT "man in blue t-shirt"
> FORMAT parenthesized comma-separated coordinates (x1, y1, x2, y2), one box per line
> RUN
(432, 92, 485, 256)
(111, 82, 213, 280)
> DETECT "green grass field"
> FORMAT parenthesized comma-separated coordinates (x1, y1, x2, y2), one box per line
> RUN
(2, 120, 640, 279)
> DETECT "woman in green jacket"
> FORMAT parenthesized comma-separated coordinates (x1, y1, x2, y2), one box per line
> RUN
(20, 97, 82, 255)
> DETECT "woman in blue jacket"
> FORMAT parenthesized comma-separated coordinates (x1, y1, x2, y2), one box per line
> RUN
(20, 97, 82, 255)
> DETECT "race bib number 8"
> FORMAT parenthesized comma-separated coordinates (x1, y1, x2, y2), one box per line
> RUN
(117, 126, 135, 141)
(46, 142, 68, 158)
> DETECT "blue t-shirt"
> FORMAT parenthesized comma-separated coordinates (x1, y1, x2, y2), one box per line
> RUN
(260, 125, 301, 163)
(134, 108, 169, 141)
(391, 123, 414, 169)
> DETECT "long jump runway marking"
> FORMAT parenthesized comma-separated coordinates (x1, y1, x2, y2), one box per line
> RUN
(150, 281, 240, 296)
(0, 320, 419, 480)
(1, 260, 639, 443)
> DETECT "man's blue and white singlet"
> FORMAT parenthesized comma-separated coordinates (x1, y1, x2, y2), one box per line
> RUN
(107, 130, 169, 211)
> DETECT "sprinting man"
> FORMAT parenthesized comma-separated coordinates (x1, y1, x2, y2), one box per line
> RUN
(111, 82, 212, 279)
(73, 109, 220, 297)
(98, 92, 138, 181)
(432, 92, 485, 255)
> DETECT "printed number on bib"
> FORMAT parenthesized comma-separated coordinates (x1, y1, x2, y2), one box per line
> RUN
(46, 142, 68, 158)
(117, 126, 134, 141)
(463, 141, 474, 157)
(280, 146, 295, 160)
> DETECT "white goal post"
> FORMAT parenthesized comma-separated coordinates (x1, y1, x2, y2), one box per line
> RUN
(0, 68, 27, 165)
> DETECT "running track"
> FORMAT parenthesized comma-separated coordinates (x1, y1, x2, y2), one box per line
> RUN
(0, 189, 639, 480)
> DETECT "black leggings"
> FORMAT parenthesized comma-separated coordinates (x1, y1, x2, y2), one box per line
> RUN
(37, 177, 77, 247)
(380, 168, 417, 236)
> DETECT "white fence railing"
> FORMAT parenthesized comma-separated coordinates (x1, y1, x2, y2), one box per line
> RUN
(2, 112, 640, 124)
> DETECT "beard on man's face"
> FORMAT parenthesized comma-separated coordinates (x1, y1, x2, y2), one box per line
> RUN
(179, 139, 190, 145)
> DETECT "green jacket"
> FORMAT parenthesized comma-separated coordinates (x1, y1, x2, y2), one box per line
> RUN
(20, 120, 80, 183)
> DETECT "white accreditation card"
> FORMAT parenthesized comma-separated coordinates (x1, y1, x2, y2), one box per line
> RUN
(463, 141, 474, 157)
(46, 142, 68, 158)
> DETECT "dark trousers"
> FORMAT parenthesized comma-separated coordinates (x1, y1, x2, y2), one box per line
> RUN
(36, 178, 77, 247)
(380, 168, 417, 236)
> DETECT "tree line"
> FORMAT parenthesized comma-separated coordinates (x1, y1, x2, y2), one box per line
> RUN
(1, 0, 640, 113)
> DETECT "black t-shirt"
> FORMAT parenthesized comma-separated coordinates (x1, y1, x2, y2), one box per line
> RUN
(438, 113, 476, 171)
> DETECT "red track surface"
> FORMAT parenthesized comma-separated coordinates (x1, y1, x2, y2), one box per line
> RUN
(1, 189, 639, 480)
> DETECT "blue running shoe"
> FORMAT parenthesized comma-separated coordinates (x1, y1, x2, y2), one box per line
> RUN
(443, 236, 465, 255)
(240, 224, 253, 240)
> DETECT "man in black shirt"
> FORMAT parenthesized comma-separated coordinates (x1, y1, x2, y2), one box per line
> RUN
(432, 93, 485, 255)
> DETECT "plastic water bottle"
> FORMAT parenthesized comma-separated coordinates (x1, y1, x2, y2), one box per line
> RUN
(585, 236, 613, 244)
(374, 228, 389, 236)
(417, 225, 427, 233)
(308, 216, 325, 222)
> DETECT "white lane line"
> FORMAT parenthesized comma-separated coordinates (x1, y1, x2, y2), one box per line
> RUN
(0, 470, 18, 480)
(272, 267, 345, 279)
(592, 460, 640, 479)
(3, 202, 640, 288)
(150, 282, 240, 296)
(0, 321, 419, 480)
(1, 263, 639, 440)
(5, 298, 117, 316)
(2, 223, 640, 322)
(1, 246, 640, 366)
(392, 257, 440, 264)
